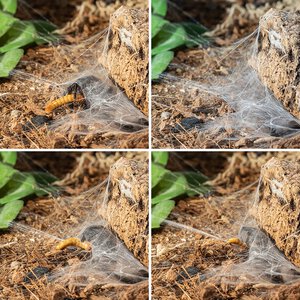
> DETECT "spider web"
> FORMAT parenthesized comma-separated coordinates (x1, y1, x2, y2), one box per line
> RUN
(160, 154, 300, 286)
(160, 8, 300, 145)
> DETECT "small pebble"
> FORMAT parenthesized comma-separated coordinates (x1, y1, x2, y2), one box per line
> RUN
(172, 117, 203, 133)
(22, 115, 52, 131)
(161, 112, 171, 120)
(10, 110, 21, 118)
(10, 261, 20, 269)
(176, 266, 201, 283)
(199, 274, 207, 282)
(192, 107, 216, 114)
(23, 266, 50, 283)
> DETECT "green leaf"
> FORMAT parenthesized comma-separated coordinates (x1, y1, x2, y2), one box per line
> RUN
(151, 163, 169, 189)
(0, 172, 37, 204)
(152, 51, 173, 80)
(31, 20, 59, 45)
(0, 152, 17, 165)
(152, 199, 175, 228)
(0, 10, 16, 38)
(0, 200, 23, 229)
(185, 35, 209, 48)
(31, 171, 57, 184)
(31, 20, 57, 34)
(152, 0, 167, 16)
(152, 23, 187, 55)
(0, 48, 23, 77)
(152, 15, 168, 38)
(0, 162, 16, 189)
(0, 21, 37, 53)
(180, 171, 211, 196)
(30, 171, 58, 196)
(152, 152, 169, 166)
(179, 22, 207, 37)
(152, 173, 187, 204)
(182, 171, 208, 185)
(0, 154, 56, 227)
(0, 0, 17, 14)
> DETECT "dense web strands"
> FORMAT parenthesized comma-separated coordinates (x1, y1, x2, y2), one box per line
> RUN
(205, 175, 300, 285)
(206, 223, 300, 285)
(165, 177, 300, 286)
(50, 222, 148, 286)
(10, 161, 148, 287)
(204, 202, 300, 285)
(1, 6, 148, 136)
(161, 9, 300, 140)
(47, 68, 148, 135)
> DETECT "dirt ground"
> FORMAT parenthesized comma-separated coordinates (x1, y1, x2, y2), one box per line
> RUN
(0, 0, 148, 149)
(152, 152, 300, 299)
(152, 0, 300, 149)
(0, 152, 149, 299)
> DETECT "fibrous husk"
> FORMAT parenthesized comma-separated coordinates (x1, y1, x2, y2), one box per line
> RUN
(98, 157, 149, 266)
(99, 6, 149, 114)
(253, 9, 300, 119)
(254, 157, 300, 267)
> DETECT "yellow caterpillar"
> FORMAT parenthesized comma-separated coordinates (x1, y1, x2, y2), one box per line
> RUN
(227, 237, 246, 247)
(55, 237, 92, 251)
(45, 94, 84, 113)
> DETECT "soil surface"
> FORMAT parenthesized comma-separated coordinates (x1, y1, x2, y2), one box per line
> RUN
(152, 152, 300, 299)
(0, 152, 149, 299)
(0, 0, 148, 149)
(152, 0, 300, 149)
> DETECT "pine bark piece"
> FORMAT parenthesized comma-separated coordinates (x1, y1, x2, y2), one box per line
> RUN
(99, 6, 149, 115)
(98, 157, 149, 266)
(253, 9, 300, 119)
(254, 157, 300, 267)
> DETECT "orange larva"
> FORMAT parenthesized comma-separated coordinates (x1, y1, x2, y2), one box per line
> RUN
(55, 237, 92, 251)
(227, 237, 246, 247)
(45, 94, 84, 113)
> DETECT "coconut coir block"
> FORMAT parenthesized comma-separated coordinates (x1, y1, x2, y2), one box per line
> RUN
(99, 6, 148, 115)
(253, 9, 300, 119)
(98, 157, 148, 266)
(254, 157, 300, 267)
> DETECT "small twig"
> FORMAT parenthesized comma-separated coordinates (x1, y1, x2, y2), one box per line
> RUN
(0, 241, 17, 249)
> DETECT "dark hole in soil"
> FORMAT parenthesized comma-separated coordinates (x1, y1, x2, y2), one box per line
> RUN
(23, 266, 50, 283)
(176, 266, 201, 283)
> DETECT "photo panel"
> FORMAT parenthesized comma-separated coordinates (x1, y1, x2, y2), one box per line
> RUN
(151, 151, 300, 299)
(0, 151, 149, 299)
(0, 0, 149, 149)
(151, 0, 300, 149)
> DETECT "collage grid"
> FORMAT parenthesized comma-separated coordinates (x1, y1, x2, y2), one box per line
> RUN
(1, 0, 300, 299)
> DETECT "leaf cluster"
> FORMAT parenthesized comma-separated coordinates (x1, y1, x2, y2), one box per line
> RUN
(0, 0, 58, 77)
(152, 152, 210, 228)
(151, 0, 208, 79)
(0, 152, 57, 228)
